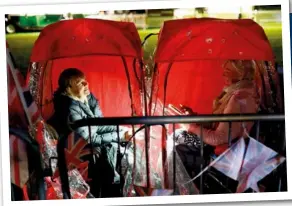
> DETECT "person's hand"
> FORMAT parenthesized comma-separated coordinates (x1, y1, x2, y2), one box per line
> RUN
(179, 104, 197, 115)
(176, 105, 196, 129)
(123, 130, 133, 142)
(179, 123, 191, 131)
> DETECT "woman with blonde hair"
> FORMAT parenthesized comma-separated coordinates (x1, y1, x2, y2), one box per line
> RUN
(175, 59, 268, 176)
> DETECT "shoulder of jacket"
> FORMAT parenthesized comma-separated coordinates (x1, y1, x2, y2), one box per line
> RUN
(229, 90, 257, 112)
(68, 100, 82, 111)
(89, 93, 99, 104)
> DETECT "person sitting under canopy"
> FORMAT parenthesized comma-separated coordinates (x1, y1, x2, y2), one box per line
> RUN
(48, 68, 132, 197)
(174, 60, 262, 177)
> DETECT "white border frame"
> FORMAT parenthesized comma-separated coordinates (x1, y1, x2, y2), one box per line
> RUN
(0, 0, 291, 205)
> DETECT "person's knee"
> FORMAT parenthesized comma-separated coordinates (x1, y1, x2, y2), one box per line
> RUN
(107, 143, 118, 156)
(111, 142, 119, 149)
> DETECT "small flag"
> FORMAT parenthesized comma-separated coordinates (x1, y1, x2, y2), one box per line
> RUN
(7, 44, 41, 128)
(212, 137, 245, 180)
(210, 137, 285, 192)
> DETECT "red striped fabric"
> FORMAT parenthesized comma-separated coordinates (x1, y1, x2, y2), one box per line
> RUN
(7, 41, 40, 192)
(10, 134, 29, 188)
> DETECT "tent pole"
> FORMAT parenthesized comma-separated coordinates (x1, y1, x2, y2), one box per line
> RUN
(140, 60, 151, 189)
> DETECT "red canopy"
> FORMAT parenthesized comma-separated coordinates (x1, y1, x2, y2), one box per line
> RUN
(155, 18, 273, 62)
(143, 19, 279, 189)
(27, 19, 144, 120)
(151, 18, 275, 116)
(30, 18, 142, 61)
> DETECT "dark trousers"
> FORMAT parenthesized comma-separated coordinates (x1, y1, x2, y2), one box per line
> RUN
(88, 143, 121, 198)
(175, 144, 214, 177)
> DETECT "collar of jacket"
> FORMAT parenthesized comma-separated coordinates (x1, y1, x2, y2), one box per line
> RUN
(64, 93, 95, 118)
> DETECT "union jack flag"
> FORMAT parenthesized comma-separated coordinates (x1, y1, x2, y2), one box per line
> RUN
(7, 42, 92, 199)
(212, 137, 245, 180)
(35, 121, 94, 199)
(7, 67, 27, 127)
(10, 133, 29, 188)
(7, 42, 40, 190)
(210, 137, 285, 192)
(236, 138, 285, 192)
(53, 132, 93, 182)
(7, 43, 41, 128)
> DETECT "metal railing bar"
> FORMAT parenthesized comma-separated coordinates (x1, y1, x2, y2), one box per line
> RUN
(144, 125, 151, 189)
(60, 114, 286, 196)
(228, 122, 232, 147)
(57, 135, 71, 199)
(226, 122, 232, 187)
(70, 114, 284, 128)
(200, 125, 203, 194)
(88, 125, 96, 164)
(256, 121, 260, 141)
(116, 125, 123, 195)
(172, 123, 176, 193)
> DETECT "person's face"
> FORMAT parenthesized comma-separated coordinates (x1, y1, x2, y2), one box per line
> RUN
(222, 61, 239, 86)
(69, 76, 90, 99)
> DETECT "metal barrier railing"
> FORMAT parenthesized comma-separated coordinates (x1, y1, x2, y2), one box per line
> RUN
(56, 113, 286, 198)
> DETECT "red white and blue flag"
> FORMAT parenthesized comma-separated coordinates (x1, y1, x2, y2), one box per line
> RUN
(7, 42, 92, 199)
(9, 133, 29, 188)
(52, 132, 93, 182)
(236, 138, 285, 192)
(7, 42, 41, 188)
(7, 43, 41, 128)
(211, 137, 285, 192)
(212, 137, 246, 181)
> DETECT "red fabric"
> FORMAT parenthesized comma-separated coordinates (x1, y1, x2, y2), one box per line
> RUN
(30, 18, 142, 62)
(50, 56, 136, 117)
(46, 184, 60, 200)
(155, 18, 273, 62)
(150, 18, 276, 165)
(22, 177, 60, 200)
(7, 66, 28, 128)
(22, 185, 30, 200)
(151, 18, 275, 116)
(27, 19, 143, 120)
(45, 175, 89, 199)
(10, 134, 29, 188)
(152, 60, 225, 115)
(214, 144, 228, 155)
(33, 55, 142, 119)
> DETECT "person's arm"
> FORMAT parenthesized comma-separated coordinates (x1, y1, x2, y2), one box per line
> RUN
(88, 93, 128, 139)
(188, 94, 257, 146)
(100, 129, 129, 143)
(68, 107, 128, 145)
(68, 107, 104, 145)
